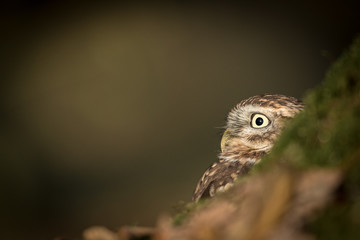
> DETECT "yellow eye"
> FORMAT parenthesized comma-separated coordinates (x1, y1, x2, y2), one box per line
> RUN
(251, 114, 270, 128)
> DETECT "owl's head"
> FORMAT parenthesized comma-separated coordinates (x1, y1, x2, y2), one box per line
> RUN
(220, 94, 303, 162)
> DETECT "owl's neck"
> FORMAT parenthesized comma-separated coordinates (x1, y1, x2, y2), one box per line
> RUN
(218, 142, 270, 164)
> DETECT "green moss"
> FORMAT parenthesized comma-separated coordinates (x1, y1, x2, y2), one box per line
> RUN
(172, 199, 208, 226)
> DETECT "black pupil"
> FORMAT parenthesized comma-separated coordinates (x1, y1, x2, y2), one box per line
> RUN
(255, 117, 263, 126)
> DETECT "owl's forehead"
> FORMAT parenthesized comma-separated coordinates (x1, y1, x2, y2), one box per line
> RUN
(226, 95, 303, 128)
(238, 94, 302, 108)
(227, 99, 302, 126)
(229, 105, 279, 122)
(229, 94, 304, 119)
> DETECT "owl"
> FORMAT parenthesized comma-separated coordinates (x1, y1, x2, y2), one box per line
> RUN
(192, 94, 304, 202)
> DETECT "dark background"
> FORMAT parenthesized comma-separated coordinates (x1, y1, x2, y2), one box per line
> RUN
(1, 1, 359, 239)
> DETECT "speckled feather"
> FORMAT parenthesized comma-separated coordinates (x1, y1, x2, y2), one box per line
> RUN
(192, 94, 303, 202)
(192, 159, 254, 201)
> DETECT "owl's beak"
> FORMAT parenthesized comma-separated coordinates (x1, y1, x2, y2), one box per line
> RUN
(220, 128, 232, 152)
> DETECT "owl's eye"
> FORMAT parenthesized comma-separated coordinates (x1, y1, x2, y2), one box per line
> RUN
(251, 113, 270, 128)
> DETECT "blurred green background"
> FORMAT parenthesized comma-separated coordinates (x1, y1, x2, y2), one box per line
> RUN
(0, 1, 358, 239)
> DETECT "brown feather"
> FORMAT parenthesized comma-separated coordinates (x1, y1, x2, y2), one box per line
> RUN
(192, 160, 254, 201)
(192, 94, 304, 201)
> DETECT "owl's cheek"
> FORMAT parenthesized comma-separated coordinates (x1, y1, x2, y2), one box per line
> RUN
(256, 127, 279, 142)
